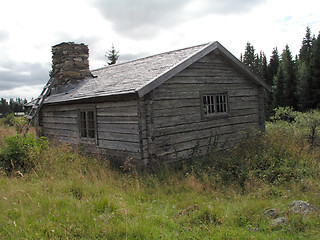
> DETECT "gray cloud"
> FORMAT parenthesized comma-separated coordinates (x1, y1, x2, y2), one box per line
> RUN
(93, 0, 265, 39)
(0, 31, 9, 41)
(0, 61, 50, 91)
(93, 0, 191, 38)
(202, 0, 266, 15)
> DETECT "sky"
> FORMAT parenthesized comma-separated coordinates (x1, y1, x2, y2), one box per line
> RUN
(0, 0, 319, 101)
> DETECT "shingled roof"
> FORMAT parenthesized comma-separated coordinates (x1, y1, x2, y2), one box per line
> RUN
(44, 41, 269, 104)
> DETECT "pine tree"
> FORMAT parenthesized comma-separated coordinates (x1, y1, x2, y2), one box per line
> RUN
(265, 48, 279, 116)
(297, 62, 311, 110)
(259, 51, 268, 81)
(242, 42, 256, 71)
(310, 33, 320, 108)
(281, 45, 298, 109)
(299, 26, 314, 63)
(297, 27, 315, 110)
(272, 64, 285, 108)
(105, 44, 119, 65)
(267, 48, 280, 85)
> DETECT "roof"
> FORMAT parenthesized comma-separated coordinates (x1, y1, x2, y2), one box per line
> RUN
(44, 41, 270, 104)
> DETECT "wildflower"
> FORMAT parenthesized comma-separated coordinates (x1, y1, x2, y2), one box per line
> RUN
(38, 219, 41, 222)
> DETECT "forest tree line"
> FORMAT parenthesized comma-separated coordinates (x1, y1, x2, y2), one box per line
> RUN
(0, 98, 27, 116)
(241, 26, 320, 119)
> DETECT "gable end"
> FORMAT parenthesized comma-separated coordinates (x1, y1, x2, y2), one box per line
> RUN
(137, 41, 270, 97)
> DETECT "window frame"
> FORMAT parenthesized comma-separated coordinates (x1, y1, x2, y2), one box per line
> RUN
(200, 91, 229, 119)
(77, 106, 97, 144)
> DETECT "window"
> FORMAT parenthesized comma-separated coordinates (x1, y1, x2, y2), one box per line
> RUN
(201, 92, 228, 118)
(79, 109, 96, 139)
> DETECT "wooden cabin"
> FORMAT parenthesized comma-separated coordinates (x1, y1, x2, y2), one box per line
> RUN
(36, 41, 270, 165)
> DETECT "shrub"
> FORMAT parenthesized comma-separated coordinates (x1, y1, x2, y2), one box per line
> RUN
(204, 128, 312, 187)
(0, 133, 48, 173)
(0, 114, 29, 135)
(270, 106, 298, 122)
(295, 110, 320, 146)
(0, 113, 15, 126)
(269, 108, 320, 146)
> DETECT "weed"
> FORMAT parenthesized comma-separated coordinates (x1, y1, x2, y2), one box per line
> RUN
(0, 133, 48, 173)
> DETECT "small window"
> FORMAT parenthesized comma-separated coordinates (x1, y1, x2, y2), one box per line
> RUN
(201, 92, 228, 118)
(79, 109, 96, 139)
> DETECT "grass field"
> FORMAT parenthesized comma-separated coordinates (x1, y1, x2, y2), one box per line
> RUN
(0, 109, 319, 239)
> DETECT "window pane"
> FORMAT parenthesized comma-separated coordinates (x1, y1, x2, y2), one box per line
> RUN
(210, 96, 214, 114)
(79, 110, 96, 139)
(216, 94, 227, 113)
(80, 111, 87, 137)
(203, 96, 208, 114)
(202, 93, 228, 116)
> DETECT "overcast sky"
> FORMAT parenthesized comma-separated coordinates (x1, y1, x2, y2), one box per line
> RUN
(0, 0, 319, 100)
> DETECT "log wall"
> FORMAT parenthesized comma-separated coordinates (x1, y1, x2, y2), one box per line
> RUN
(144, 51, 264, 163)
(40, 99, 141, 162)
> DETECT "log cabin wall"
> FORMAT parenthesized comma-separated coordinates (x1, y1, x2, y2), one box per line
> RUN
(96, 100, 141, 161)
(145, 51, 263, 163)
(40, 99, 142, 162)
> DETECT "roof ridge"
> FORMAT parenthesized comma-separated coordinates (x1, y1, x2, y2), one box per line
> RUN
(91, 42, 212, 72)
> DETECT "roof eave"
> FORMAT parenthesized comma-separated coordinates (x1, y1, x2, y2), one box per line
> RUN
(43, 91, 138, 106)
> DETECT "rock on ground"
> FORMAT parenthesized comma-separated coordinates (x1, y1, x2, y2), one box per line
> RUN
(289, 200, 318, 215)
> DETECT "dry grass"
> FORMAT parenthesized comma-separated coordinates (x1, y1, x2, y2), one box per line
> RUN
(0, 122, 320, 239)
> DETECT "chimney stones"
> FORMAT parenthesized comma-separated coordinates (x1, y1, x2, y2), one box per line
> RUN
(50, 42, 92, 85)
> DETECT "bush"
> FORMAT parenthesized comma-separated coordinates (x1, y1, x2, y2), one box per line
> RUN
(0, 113, 29, 134)
(269, 107, 320, 146)
(201, 128, 313, 187)
(0, 113, 15, 126)
(0, 133, 48, 173)
(270, 106, 298, 122)
(295, 110, 320, 146)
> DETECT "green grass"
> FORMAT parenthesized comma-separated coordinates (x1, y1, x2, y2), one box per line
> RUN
(0, 113, 320, 239)
(1, 173, 319, 239)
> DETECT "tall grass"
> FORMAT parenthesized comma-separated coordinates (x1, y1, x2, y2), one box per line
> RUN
(0, 110, 319, 239)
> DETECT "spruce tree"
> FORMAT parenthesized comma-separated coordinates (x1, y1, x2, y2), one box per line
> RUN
(310, 33, 320, 108)
(297, 27, 314, 110)
(281, 45, 298, 109)
(259, 51, 268, 81)
(299, 26, 314, 63)
(267, 48, 280, 85)
(242, 42, 256, 72)
(272, 64, 285, 108)
(266, 48, 279, 116)
(105, 44, 119, 65)
(297, 62, 312, 110)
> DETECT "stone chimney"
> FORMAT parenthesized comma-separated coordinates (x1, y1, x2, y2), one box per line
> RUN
(50, 42, 92, 85)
